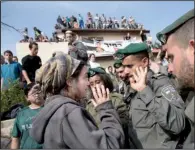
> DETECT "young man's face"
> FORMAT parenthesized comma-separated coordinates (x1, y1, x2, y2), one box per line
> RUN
(30, 44, 38, 56)
(4, 53, 13, 62)
(166, 34, 194, 89)
(115, 66, 128, 82)
(122, 55, 148, 82)
(66, 33, 73, 44)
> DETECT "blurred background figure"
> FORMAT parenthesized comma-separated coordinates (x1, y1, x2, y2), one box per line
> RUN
(88, 53, 100, 68)
(12, 56, 19, 63)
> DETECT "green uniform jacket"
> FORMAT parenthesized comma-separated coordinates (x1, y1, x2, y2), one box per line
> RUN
(183, 94, 194, 148)
(129, 70, 186, 148)
(86, 92, 132, 148)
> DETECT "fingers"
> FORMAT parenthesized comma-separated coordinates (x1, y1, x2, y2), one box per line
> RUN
(91, 99, 97, 107)
(106, 88, 110, 101)
(92, 87, 98, 101)
(144, 67, 148, 74)
(130, 77, 135, 84)
(133, 72, 139, 81)
(96, 84, 102, 99)
(101, 85, 106, 99)
(136, 67, 141, 77)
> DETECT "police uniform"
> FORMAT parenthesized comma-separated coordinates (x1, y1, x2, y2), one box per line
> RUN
(114, 43, 186, 148)
(156, 8, 194, 148)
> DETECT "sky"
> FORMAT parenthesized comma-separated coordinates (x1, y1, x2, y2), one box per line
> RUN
(1, 1, 194, 55)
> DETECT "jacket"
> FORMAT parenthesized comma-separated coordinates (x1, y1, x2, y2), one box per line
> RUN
(30, 95, 125, 149)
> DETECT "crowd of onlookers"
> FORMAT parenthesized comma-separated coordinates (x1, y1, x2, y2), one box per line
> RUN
(19, 12, 144, 43)
(56, 13, 143, 30)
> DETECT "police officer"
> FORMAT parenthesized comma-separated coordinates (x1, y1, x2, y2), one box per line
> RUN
(156, 8, 194, 148)
(113, 60, 136, 106)
(114, 42, 186, 148)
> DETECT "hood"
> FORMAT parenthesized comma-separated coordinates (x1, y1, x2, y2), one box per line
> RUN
(30, 95, 79, 144)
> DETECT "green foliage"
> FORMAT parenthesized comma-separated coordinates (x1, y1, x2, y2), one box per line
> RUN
(1, 79, 28, 112)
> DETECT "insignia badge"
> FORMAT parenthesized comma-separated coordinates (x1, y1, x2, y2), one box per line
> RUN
(161, 85, 177, 102)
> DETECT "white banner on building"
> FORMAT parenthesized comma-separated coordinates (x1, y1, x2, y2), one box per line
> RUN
(81, 38, 141, 56)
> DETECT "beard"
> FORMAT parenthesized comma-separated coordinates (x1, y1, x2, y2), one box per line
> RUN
(177, 57, 194, 90)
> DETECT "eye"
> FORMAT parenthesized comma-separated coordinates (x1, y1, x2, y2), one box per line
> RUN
(167, 55, 174, 63)
(95, 80, 101, 84)
(126, 65, 133, 68)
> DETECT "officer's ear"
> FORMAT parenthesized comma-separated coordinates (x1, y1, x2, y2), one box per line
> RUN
(186, 39, 194, 65)
(142, 57, 149, 68)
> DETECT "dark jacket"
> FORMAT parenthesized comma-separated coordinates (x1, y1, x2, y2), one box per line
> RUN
(30, 95, 125, 149)
(69, 41, 88, 63)
(128, 70, 186, 148)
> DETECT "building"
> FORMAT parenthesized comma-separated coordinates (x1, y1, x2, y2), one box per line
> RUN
(16, 28, 150, 68)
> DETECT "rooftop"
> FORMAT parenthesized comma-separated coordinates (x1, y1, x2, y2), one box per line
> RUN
(59, 28, 150, 34)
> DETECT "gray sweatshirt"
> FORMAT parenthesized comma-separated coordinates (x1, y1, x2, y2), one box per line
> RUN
(30, 95, 125, 149)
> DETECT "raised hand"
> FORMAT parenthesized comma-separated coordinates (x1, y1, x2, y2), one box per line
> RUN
(130, 67, 148, 92)
(91, 84, 110, 107)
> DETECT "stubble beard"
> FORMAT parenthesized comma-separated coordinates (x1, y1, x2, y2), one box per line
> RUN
(177, 57, 194, 90)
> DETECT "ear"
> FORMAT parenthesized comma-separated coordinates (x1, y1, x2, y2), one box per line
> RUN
(186, 39, 194, 65)
(66, 78, 73, 87)
(142, 57, 149, 67)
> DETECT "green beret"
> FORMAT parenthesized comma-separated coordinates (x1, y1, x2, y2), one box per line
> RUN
(113, 59, 123, 68)
(157, 8, 194, 44)
(88, 67, 106, 78)
(114, 43, 149, 60)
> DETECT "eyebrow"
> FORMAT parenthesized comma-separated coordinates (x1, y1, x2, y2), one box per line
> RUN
(123, 64, 133, 68)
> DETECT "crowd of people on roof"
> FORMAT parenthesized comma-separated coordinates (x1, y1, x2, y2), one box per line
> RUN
(19, 12, 144, 43)
(55, 13, 143, 30)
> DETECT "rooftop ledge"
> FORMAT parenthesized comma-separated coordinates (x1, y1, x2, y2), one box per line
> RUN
(59, 28, 150, 33)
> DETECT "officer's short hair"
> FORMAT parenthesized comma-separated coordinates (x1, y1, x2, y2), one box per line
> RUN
(132, 51, 149, 61)
(172, 18, 194, 49)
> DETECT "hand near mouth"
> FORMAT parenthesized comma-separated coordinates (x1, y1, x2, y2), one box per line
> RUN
(130, 67, 148, 92)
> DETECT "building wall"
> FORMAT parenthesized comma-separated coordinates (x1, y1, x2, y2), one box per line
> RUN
(96, 56, 115, 69)
(16, 42, 69, 64)
(78, 32, 142, 41)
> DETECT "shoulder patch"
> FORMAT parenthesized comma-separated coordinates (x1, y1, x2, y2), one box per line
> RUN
(161, 85, 179, 102)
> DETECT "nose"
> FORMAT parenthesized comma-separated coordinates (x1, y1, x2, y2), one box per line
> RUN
(168, 63, 174, 74)
(86, 80, 90, 86)
(124, 67, 129, 75)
